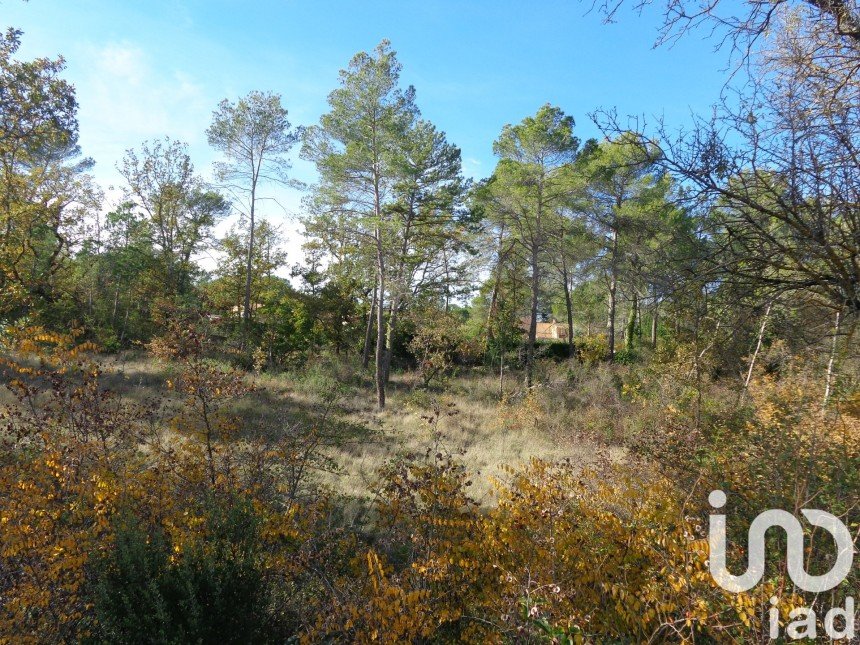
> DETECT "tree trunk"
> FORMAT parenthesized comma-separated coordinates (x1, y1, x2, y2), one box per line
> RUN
(486, 224, 507, 353)
(243, 184, 256, 340)
(743, 302, 772, 391)
(625, 291, 637, 350)
(525, 180, 545, 388)
(362, 281, 377, 369)
(823, 309, 841, 406)
(607, 227, 618, 361)
(119, 306, 130, 344)
(486, 261, 502, 352)
(443, 247, 451, 313)
(382, 211, 412, 387)
(562, 256, 574, 358)
(111, 287, 120, 326)
(382, 296, 400, 386)
(650, 284, 659, 349)
(525, 245, 539, 388)
(375, 234, 386, 409)
(498, 351, 504, 400)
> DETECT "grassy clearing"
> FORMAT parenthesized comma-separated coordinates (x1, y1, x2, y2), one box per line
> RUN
(79, 352, 621, 506)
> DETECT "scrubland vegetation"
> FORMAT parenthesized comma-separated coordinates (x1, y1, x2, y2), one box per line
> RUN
(1, 0, 859, 642)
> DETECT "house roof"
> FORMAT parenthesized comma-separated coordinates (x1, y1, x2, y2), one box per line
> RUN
(519, 316, 561, 329)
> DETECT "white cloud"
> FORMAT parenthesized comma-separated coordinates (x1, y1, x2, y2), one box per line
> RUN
(463, 157, 483, 180)
(73, 41, 212, 194)
(70, 41, 307, 275)
(96, 43, 146, 84)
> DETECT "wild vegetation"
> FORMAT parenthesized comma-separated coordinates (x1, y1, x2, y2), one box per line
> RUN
(1, 0, 859, 641)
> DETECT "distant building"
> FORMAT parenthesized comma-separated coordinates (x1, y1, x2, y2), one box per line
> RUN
(520, 317, 568, 341)
(229, 302, 263, 317)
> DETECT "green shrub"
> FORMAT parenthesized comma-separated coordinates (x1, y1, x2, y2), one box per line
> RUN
(91, 498, 276, 644)
(535, 340, 573, 361)
(612, 348, 637, 364)
(573, 334, 608, 364)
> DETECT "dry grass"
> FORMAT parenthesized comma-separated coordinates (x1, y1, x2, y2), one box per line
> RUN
(254, 359, 622, 505)
(1, 350, 621, 506)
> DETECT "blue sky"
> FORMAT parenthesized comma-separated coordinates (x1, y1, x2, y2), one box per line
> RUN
(4, 0, 731, 259)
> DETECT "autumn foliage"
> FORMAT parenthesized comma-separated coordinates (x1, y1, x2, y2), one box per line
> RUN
(2, 324, 855, 643)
